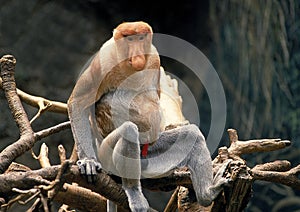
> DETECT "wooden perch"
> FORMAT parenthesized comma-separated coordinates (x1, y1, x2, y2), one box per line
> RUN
(0, 164, 193, 211)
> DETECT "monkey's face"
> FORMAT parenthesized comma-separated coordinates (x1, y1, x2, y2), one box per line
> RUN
(113, 22, 153, 71)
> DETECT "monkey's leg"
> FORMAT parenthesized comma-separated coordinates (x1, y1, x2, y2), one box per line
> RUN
(179, 125, 230, 206)
(144, 124, 230, 207)
(97, 121, 149, 212)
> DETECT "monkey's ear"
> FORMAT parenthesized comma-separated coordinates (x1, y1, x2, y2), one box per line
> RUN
(112, 29, 120, 40)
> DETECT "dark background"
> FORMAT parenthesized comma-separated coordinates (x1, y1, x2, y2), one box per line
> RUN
(0, 0, 299, 211)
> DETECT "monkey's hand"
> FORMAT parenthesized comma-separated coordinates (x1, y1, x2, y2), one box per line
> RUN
(77, 158, 102, 183)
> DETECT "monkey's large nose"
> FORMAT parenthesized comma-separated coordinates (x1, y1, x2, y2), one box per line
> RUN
(130, 55, 146, 71)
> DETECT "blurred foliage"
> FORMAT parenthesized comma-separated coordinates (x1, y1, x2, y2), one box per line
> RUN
(209, 0, 300, 211)
(210, 0, 299, 142)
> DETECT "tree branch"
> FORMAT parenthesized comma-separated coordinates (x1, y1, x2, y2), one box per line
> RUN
(251, 164, 300, 190)
(0, 55, 35, 173)
(0, 55, 70, 174)
(226, 128, 291, 157)
(0, 76, 67, 114)
(34, 121, 70, 141)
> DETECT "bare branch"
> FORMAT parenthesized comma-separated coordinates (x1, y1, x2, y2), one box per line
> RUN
(0, 76, 67, 114)
(0, 55, 33, 136)
(0, 55, 35, 173)
(54, 183, 108, 212)
(69, 143, 78, 163)
(252, 160, 291, 172)
(226, 129, 291, 157)
(35, 143, 51, 168)
(251, 164, 300, 190)
(164, 186, 179, 212)
(0, 165, 128, 209)
(34, 121, 70, 141)
(58, 145, 67, 164)
(177, 186, 209, 212)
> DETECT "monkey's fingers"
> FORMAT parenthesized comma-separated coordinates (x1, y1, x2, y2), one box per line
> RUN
(76, 160, 87, 175)
(76, 158, 102, 183)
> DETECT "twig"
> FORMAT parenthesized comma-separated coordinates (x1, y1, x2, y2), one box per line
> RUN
(58, 204, 75, 212)
(34, 121, 71, 141)
(27, 197, 41, 212)
(164, 186, 179, 212)
(30, 101, 52, 124)
(1, 188, 40, 210)
(0, 55, 33, 136)
(14, 188, 41, 205)
(69, 143, 78, 163)
(33, 143, 51, 168)
(41, 161, 71, 199)
(0, 165, 192, 210)
(58, 145, 67, 164)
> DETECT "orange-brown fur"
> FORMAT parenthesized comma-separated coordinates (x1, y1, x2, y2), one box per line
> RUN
(113, 21, 152, 40)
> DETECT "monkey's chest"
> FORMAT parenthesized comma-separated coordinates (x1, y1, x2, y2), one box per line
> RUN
(95, 90, 161, 143)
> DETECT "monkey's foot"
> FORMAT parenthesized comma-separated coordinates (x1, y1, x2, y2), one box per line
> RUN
(207, 159, 233, 201)
(212, 159, 233, 187)
(77, 158, 102, 183)
(124, 186, 149, 212)
(196, 160, 233, 207)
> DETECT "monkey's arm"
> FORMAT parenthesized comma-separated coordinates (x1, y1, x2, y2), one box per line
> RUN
(68, 53, 103, 181)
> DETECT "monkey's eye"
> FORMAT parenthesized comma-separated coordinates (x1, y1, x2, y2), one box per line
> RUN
(138, 35, 145, 40)
(126, 36, 134, 41)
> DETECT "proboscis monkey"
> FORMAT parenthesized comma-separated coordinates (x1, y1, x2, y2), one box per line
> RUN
(68, 21, 230, 212)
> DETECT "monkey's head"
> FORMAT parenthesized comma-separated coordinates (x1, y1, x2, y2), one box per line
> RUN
(113, 21, 153, 71)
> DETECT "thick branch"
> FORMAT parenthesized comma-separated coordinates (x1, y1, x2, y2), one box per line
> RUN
(53, 183, 108, 212)
(0, 165, 193, 210)
(252, 160, 291, 172)
(0, 55, 33, 136)
(251, 164, 300, 190)
(0, 55, 35, 173)
(0, 165, 127, 209)
(141, 169, 191, 191)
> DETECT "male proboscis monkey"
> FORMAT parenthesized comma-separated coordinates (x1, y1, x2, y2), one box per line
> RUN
(68, 21, 230, 212)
